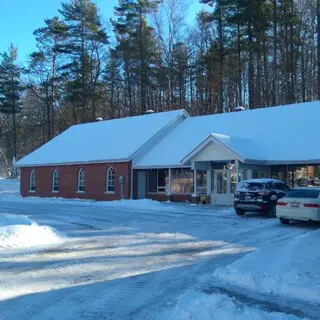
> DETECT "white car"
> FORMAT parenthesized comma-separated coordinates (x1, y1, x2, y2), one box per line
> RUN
(276, 188, 320, 224)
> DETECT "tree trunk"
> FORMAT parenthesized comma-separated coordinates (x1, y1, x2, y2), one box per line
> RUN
(289, 0, 295, 103)
(237, 21, 242, 106)
(248, 20, 255, 108)
(272, 0, 277, 106)
(317, 0, 320, 99)
(301, 42, 306, 102)
(218, 3, 224, 113)
(81, 17, 86, 123)
(139, 6, 146, 114)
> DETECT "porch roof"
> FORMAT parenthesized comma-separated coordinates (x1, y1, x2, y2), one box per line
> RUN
(134, 101, 320, 168)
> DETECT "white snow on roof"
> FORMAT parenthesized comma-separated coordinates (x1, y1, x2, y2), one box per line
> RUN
(135, 101, 320, 167)
(208, 133, 263, 161)
(17, 110, 186, 166)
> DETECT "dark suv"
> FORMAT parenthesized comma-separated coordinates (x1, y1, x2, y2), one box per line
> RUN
(234, 179, 290, 217)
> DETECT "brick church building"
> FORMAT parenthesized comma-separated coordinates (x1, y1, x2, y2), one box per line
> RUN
(17, 101, 320, 205)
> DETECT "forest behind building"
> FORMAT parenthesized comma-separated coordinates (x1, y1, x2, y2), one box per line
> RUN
(1, 0, 320, 176)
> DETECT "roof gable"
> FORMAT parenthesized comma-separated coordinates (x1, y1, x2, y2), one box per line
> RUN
(181, 134, 246, 164)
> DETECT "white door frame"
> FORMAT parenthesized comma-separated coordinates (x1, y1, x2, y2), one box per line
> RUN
(212, 169, 247, 205)
(212, 169, 232, 205)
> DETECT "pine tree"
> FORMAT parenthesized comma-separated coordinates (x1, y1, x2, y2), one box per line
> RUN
(112, 0, 161, 115)
(0, 44, 23, 168)
(58, 0, 108, 122)
(171, 42, 189, 109)
(28, 17, 68, 140)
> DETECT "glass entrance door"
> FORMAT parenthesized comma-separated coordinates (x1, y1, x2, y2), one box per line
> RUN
(213, 170, 231, 205)
(212, 169, 247, 205)
(211, 169, 247, 205)
(216, 170, 228, 195)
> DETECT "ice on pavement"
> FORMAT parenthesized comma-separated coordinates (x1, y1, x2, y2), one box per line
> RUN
(0, 214, 64, 251)
(213, 229, 320, 304)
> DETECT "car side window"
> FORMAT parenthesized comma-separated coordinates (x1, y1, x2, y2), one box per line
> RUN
(273, 182, 290, 191)
(265, 182, 273, 190)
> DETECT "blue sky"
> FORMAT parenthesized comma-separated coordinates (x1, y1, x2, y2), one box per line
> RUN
(1, 0, 203, 63)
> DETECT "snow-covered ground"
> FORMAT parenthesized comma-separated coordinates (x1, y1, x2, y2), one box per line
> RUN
(0, 180, 319, 319)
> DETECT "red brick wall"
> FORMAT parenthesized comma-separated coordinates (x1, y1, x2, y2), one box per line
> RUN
(21, 162, 132, 201)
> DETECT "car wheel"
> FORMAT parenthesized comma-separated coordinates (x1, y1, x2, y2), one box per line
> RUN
(267, 205, 276, 218)
(236, 209, 245, 216)
(280, 217, 290, 225)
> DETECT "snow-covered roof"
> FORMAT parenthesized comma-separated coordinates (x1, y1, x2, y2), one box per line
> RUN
(134, 101, 320, 167)
(17, 110, 188, 167)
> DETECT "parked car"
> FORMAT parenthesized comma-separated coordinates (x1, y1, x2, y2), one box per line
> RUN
(234, 179, 290, 217)
(276, 187, 320, 224)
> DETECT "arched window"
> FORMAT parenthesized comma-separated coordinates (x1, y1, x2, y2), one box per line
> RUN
(29, 169, 36, 192)
(52, 169, 59, 192)
(77, 168, 85, 192)
(106, 167, 115, 193)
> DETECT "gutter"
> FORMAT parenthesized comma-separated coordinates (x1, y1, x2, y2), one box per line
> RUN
(16, 158, 130, 168)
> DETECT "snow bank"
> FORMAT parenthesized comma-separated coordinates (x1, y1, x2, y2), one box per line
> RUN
(213, 229, 320, 304)
(163, 290, 302, 320)
(0, 179, 164, 209)
(0, 214, 64, 251)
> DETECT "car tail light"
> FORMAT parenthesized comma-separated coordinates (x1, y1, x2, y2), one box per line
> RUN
(277, 202, 288, 207)
(303, 203, 320, 208)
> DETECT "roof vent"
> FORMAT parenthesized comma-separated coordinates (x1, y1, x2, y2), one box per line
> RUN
(145, 110, 155, 115)
(96, 117, 103, 121)
(235, 106, 245, 112)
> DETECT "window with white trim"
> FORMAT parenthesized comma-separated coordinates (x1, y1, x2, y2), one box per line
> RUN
(77, 168, 85, 192)
(52, 169, 59, 192)
(106, 167, 115, 192)
(157, 169, 168, 192)
(147, 169, 169, 193)
(196, 171, 207, 194)
(29, 169, 36, 192)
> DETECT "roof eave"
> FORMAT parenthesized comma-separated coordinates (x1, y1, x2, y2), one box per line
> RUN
(133, 164, 191, 169)
(17, 158, 131, 168)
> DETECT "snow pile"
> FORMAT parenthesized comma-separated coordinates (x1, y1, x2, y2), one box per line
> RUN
(0, 214, 64, 251)
(163, 290, 302, 320)
(213, 229, 320, 304)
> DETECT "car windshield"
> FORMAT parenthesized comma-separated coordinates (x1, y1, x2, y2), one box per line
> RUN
(241, 182, 263, 191)
(286, 189, 320, 199)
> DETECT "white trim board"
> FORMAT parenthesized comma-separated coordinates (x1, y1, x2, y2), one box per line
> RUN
(181, 134, 245, 165)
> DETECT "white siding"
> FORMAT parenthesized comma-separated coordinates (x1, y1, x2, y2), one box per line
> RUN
(192, 142, 240, 162)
